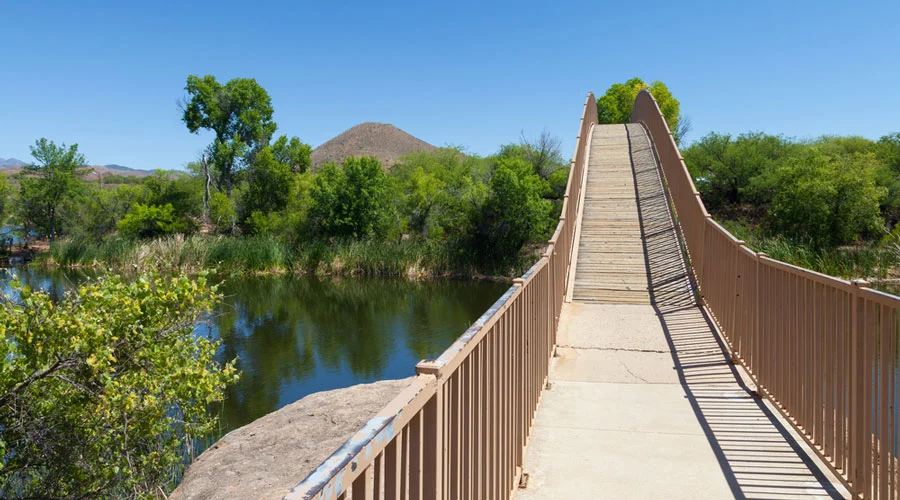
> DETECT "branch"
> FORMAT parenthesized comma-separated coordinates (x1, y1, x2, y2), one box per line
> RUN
(0, 356, 80, 407)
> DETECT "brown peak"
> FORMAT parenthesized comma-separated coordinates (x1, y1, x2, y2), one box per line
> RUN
(310, 121, 435, 169)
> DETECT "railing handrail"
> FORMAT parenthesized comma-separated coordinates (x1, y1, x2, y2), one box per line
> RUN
(632, 88, 900, 499)
(285, 92, 597, 500)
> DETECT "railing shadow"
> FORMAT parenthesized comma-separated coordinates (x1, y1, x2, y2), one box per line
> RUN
(627, 123, 845, 499)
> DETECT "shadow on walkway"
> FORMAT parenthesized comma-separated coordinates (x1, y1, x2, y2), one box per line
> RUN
(627, 123, 845, 500)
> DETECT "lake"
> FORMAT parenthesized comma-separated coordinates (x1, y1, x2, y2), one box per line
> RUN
(0, 266, 509, 439)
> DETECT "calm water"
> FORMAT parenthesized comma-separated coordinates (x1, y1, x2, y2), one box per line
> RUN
(0, 266, 509, 436)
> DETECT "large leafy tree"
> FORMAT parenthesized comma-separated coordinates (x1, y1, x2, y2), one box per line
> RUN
(310, 156, 395, 238)
(768, 150, 886, 246)
(0, 272, 238, 498)
(17, 138, 86, 242)
(597, 78, 687, 142)
(182, 75, 277, 197)
(473, 157, 552, 267)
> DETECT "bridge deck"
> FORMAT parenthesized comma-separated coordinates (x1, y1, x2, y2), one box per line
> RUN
(517, 124, 848, 499)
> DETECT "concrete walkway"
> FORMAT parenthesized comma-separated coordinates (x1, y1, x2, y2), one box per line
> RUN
(516, 125, 849, 499)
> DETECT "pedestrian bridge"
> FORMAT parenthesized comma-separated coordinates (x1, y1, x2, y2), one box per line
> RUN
(286, 91, 900, 499)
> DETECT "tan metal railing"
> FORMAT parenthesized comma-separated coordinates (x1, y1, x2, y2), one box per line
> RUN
(633, 89, 900, 499)
(284, 93, 598, 500)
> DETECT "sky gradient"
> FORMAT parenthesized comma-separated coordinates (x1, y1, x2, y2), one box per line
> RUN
(2, 0, 898, 170)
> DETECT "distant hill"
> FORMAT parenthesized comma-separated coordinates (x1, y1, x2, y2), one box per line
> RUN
(103, 164, 137, 171)
(0, 157, 25, 168)
(0, 163, 155, 180)
(311, 122, 435, 170)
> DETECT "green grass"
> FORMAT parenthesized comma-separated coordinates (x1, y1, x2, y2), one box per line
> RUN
(720, 219, 900, 281)
(48, 234, 535, 279)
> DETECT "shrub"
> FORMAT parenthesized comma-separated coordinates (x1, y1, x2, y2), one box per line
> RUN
(0, 272, 238, 497)
(117, 203, 179, 239)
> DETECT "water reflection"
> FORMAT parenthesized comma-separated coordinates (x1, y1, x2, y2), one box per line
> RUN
(0, 267, 508, 437)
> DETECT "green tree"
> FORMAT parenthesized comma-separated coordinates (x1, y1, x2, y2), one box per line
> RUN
(877, 132, 900, 172)
(117, 203, 180, 239)
(72, 184, 143, 239)
(597, 78, 686, 142)
(876, 133, 900, 228)
(473, 157, 552, 266)
(0, 272, 238, 498)
(243, 147, 294, 218)
(271, 135, 312, 173)
(391, 148, 489, 242)
(768, 150, 886, 246)
(0, 174, 10, 225)
(683, 132, 795, 210)
(182, 75, 277, 197)
(18, 139, 86, 241)
(498, 131, 567, 181)
(310, 156, 395, 238)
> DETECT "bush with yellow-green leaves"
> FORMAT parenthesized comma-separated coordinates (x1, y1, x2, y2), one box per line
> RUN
(0, 272, 239, 498)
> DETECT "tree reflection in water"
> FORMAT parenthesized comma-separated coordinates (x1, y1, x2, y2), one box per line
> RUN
(192, 275, 507, 432)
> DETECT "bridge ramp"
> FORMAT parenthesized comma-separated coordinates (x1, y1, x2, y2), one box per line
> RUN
(517, 124, 848, 499)
(572, 124, 650, 304)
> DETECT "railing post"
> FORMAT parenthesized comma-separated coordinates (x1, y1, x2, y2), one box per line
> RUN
(728, 240, 746, 364)
(698, 215, 713, 302)
(416, 362, 444, 500)
(755, 253, 765, 395)
(848, 279, 869, 499)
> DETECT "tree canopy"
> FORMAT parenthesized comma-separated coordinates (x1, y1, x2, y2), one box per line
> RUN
(310, 156, 396, 238)
(182, 75, 277, 196)
(684, 132, 895, 249)
(17, 139, 86, 242)
(596, 78, 687, 142)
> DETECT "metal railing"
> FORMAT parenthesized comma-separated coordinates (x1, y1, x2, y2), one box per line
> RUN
(633, 89, 900, 500)
(284, 93, 598, 500)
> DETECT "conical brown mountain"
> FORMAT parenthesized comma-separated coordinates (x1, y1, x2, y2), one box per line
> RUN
(310, 122, 435, 170)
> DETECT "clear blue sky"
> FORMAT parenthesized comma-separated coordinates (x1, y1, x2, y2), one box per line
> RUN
(2, 0, 898, 170)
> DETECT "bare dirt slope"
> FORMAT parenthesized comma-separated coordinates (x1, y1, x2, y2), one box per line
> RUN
(311, 122, 435, 169)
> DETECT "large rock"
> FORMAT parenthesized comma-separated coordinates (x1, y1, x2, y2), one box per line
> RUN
(171, 378, 413, 500)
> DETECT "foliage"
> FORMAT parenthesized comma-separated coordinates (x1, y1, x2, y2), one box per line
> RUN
(497, 131, 567, 181)
(472, 157, 552, 267)
(117, 203, 181, 239)
(209, 190, 237, 234)
(182, 75, 277, 196)
(0, 174, 10, 225)
(722, 219, 899, 280)
(49, 234, 537, 278)
(72, 184, 143, 240)
(271, 135, 312, 173)
(241, 146, 294, 233)
(390, 148, 488, 241)
(596, 78, 685, 141)
(683, 132, 796, 208)
(685, 132, 897, 251)
(767, 150, 886, 246)
(310, 156, 396, 238)
(16, 138, 86, 241)
(0, 272, 238, 498)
